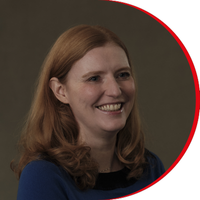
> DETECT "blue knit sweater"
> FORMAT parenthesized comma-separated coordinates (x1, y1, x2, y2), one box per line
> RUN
(17, 151, 165, 200)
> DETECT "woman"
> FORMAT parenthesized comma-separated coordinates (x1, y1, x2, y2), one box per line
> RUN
(11, 25, 165, 200)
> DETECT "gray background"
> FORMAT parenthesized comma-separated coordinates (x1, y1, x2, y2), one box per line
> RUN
(0, 0, 196, 199)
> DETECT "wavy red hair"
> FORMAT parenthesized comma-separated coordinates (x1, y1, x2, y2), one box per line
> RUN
(11, 25, 146, 190)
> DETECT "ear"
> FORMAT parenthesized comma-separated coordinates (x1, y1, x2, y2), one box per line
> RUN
(49, 77, 69, 104)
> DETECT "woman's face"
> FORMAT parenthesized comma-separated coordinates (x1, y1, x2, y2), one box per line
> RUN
(63, 43, 135, 139)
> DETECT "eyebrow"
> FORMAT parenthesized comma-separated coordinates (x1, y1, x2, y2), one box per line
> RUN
(82, 71, 105, 79)
(81, 66, 131, 79)
(115, 66, 131, 74)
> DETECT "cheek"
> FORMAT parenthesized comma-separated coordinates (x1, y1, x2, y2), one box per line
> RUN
(76, 85, 102, 105)
(83, 86, 98, 96)
(130, 83, 136, 99)
(123, 81, 136, 100)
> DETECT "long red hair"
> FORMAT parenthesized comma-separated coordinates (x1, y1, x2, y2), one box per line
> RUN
(11, 25, 146, 190)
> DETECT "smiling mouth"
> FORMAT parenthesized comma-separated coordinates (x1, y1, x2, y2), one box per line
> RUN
(96, 103, 123, 112)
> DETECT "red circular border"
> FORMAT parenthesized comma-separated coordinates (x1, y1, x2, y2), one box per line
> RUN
(103, 0, 200, 199)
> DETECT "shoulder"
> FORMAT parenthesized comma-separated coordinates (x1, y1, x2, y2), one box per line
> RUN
(21, 159, 62, 177)
(143, 149, 165, 179)
(17, 160, 69, 200)
(19, 159, 66, 185)
(145, 149, 163, 164)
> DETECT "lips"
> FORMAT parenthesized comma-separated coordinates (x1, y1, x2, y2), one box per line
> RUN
(96, 103, 123, 111)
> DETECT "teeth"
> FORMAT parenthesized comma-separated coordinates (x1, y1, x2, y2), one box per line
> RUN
(98, 104, 121, 111)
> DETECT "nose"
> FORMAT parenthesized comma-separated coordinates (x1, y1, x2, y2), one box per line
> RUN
(104, 77, 122, 98)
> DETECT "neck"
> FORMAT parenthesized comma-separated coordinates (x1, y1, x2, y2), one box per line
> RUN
(78, 129, 123, 173)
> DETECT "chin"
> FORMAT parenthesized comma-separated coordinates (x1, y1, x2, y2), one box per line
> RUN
(102, 122, 126, 133)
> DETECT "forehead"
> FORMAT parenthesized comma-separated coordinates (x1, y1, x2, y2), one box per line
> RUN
(71, 43, 130, 73)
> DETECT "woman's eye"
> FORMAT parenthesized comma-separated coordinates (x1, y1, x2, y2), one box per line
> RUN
(118, 72, 130, 79)
(88, 76, 99, 82)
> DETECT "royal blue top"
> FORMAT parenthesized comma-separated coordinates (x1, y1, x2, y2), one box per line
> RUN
(17, 151, 165, 200)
